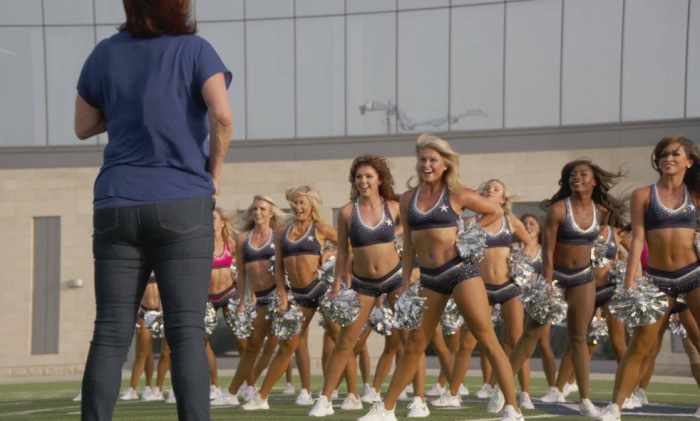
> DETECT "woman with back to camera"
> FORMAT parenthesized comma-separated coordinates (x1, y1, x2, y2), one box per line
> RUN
(211, 195, 287, 405)
(492, 159, 623, 418)
(309, 154, 431, 417)
(357, 134, 523, 421)
(242, 185, 339, 410)
(75, 0, 232, 418)
(596, 135, 700, 421)
(437, 179, 535, 413)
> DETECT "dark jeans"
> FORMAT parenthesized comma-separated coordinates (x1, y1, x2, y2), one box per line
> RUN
(81, 196, 214, 421)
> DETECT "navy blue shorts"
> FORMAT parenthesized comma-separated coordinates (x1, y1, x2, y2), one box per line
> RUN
(420, 257, 480, 295)
(351, 262, 402, 297)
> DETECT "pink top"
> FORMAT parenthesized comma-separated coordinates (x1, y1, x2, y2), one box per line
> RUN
(641, 242, 648, 270)
(212, 240, 233, 269)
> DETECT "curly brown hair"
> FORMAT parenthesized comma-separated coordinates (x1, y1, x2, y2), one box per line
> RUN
(651, 135, 700, 196)
(349, 155, 399, 202)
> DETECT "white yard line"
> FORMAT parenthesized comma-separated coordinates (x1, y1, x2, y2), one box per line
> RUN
(0, 405, 79, 417)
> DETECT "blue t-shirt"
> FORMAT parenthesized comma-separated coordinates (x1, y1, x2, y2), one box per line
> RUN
(77, 31, 232, 210)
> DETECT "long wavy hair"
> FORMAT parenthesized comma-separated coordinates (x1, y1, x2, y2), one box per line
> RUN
(541, 158, 625, 216)
(349, 155, 399, 202)
(286, 185, 324, 223)
(520, 213, 543, 245)
(651, 135, 700, 196)
(239, 195, 289, 233)
(214, 207, 236, 246)
(479, 179, 513, 215)
(120, 0, 197, 38)
(409, 133, 464, 192)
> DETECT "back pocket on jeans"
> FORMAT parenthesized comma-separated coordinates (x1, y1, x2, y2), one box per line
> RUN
(94, 208, 118, 235)
(156, 197, 209, 234)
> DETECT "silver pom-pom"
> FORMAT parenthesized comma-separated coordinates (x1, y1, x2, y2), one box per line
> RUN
(144, 310, 165, 339)
(224, 299, 257, 339)
(204, 302, 218, 336)
(610, 277, 669, 327)
(591, 237, 610, 268)
(320, 286, 361, 327)
(607, 261, 627, 286)
(231, 263, 237, 279)
(441, 298, 464, 335)
(394, 234, 404, 256)
(268, 255, 292, 289)
(393, 283, 427, 330)
(587, 318, 609, 345)
(455, 219, 488, 264)
(491, 304, 503, 326)
(519, 276, 568, 325)
(271, 303, 305, 340)
(669, 320, 687, 338)
(318, 316, 327, 330)
(318, 256, 336, 284)
(368, 304, 393, 336)
(508, 249, 535, 286)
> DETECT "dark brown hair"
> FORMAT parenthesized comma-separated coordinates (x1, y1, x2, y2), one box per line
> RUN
(651, 135, 700, 196)
(120, 0, 196, 38)
(349, 155, 399, 202)
(520, 213, 543, 245)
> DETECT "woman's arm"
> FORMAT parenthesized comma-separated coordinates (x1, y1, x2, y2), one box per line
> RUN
(542, 203, 563, 284)
(623, 188, 648, 287)
(234, 233, 247, 311)
(456, 188, 503, 227)
(273, 226, 288, 309)
(331, 205, 351, 295)
(201, 73, 233, 196)
(74, 94, 106, 140)
(399, 190, 415, 291)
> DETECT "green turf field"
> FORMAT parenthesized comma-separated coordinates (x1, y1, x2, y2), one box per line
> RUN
(0, 375, 697, 420)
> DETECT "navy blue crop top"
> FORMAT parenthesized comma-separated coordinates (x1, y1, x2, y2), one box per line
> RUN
(531, 247, 542, 274)
(601, 226, 618, 260)
(406, 187, 460, 231)
(485, 216, 512, 248)
(242, 230, 276, 262)
(348, 200, 396, 248)
(281, 223, 322, 257)
(556, 197, 600, 246)
(644, 183, 696, 231)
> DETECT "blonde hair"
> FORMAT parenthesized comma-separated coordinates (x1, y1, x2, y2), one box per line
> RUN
(410, 133, 464, 192)
(239, 194, 289, 232)
(214, 207, 237, 245)
(479, 179, 513, 215)
(286, 185, 325, 223)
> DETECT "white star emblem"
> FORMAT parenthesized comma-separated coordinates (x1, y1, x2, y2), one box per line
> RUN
(385, 219, 393, 226)
(270, 244, 275, 249)
(439, 204, 449, 212)
(307, 236, 315, 242)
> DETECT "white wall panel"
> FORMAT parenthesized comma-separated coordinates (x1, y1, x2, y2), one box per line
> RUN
(347, 0, 395, 14)
(195, 0, 244, 21)
(0, 0, 42, 25)
(687, 0, 700, 118)
(46, 27, 95, 146)
(94, 0, 126, 24)
(622, 0, 688, 121)
(561, 0, 622, 125)
(399, 0, 449, 9)
(452, 0, 502, 5)
(296, 0, 344, 16)
(346, 13, 396, 135)
(398, 9, 449, 133)
(450, 4, 504, 131)
(0, 28, 46, 146)
(198, 23, 246, 140)
(245, 0, 294, 19)
(246, 19, 295, 139)
(44, 0, 93, 25)
(504, 0, 562, 128)
(296, 17, 345, 138)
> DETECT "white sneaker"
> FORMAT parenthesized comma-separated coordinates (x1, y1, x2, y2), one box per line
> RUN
(430, 391, 461, 407)
(593, 403, 620, 421)
(244, 386, 257, 402)
(242, 392, 270, 410)
(341, 394, 363, 410)
(426, 383, 445, 397)
(211, 390, 240, 406)
(362, 383, 372, 396)
(518, 392, 535, 410)
(630, 393, 642, 408)
(487, 387, 505, 413)
(636, 388, 648, 405)
(283, 382, 296, 395)
(407, 397, 430, 418)
(580, 398, 600, 417)
(540, 386, 564, 403)
(562, 381, 579, 398)
(309, 395, 335, 417)
(72, 392, 81, 402)
(142, 386, 152, 400)
(237, 381, 248, 398)
(405, 384, 414, 394)
(209, 385, 221, 400)
(398, 388, 409, 401)
(361, 387, 381, 403)
(475, 383, 495, 399)
(119, 387, 138, 400)
(165, 389, 176, 404)
(332, 389, 339, 400)
(296, 388, 314, 406)
(143, 386, 164, 401)
(621, 396, 634, 410)
(501, 405, 524, 421)
(458, 383, 470, 396)
(694, 406, 700, 418)
(357, 402, 397, 421)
